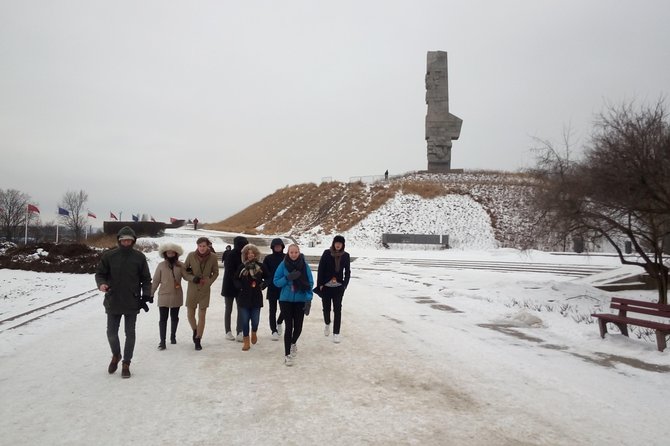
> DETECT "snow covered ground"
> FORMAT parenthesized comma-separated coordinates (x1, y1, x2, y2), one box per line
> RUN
(1, 226, 669, 446)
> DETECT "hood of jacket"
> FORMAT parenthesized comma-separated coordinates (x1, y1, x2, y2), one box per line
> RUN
(116, 226, 137, 245)
(241, 243, 261, 262)
(233, 236, 249, 252)
(270, 238, 285, 251)
(158, 242, 184, 258)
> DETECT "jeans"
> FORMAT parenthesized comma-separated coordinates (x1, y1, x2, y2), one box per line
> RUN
(106, 313, 137, 363)
(279, 301, 306, 356)
(238, 306, 261, 337)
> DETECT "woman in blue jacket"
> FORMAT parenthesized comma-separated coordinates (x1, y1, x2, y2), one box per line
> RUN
(273, 244, 313, 366)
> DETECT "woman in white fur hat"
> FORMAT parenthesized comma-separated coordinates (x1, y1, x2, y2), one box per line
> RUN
(151, 242, 185, 350)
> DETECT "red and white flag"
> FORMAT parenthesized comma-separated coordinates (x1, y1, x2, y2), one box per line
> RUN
(170, 217, 178, 223)
(88, 211, 97, 219)
(27, 204, 40, 214)
(110, 212, 118, 221)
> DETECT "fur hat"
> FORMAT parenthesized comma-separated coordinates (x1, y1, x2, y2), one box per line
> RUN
(241, 243, 261, 261)
(158, 242, 184, 257)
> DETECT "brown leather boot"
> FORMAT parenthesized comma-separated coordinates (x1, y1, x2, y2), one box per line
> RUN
(251, 331, 258, 344)
(108, 354, 122, 374)
(121, 361, 131, 379)
(242, 336, 250, 351)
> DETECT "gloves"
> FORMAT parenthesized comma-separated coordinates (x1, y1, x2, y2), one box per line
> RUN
(139, 295, 150, 312)
(287, 270, 301, 280)
(304, 300, 311, 316)
(261, 281, 268, 290)
(193, 276, 201, 284)
(143, 295, 154, 304)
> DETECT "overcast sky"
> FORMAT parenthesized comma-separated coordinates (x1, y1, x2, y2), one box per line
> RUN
(1, 0, 669, 224)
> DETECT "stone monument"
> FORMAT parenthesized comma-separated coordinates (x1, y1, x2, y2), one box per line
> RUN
(425, 51, 462, 172)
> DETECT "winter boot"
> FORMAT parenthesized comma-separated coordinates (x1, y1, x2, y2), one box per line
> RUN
(170, 317, 179, 344)
(192, 329, 197, 342)
(251, 331, 258, 345)
(158, 340, 166, 350)
(108, 354, 122, 374)
(121, 361, 131, 379)
(242, 336, 251, 351)
(159, 318, 168, 347)
(194, 337, 202, 351)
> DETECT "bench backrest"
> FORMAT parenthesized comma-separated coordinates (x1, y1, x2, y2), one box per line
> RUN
(610, 297, 670, 318)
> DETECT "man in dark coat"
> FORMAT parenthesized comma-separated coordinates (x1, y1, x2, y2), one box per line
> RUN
(221, 235, 248, 341)
(316, 235, 351, 343)
(95, 226, 152, 378)
(262, 238, 286, 339)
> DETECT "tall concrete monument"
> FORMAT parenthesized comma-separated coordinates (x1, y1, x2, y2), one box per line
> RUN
(425, 51, 462, 172)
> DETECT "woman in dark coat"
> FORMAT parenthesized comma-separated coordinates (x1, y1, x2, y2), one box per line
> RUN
(262, 238, 286, 340)
(234, 244, 270, 351)
(316, 235, 351, 343)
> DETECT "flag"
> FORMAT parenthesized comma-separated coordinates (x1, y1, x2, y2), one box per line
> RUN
(132, 214, 139, 222)
(27, 204, 40, 214)
(58, 207, 69, 216)
(87, 211, 97, 219)
(170, 217, 178, 223)
(150, 216, 156, 222)
(110, 212, 118, 221)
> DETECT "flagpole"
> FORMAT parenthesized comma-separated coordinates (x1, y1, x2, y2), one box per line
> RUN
(24, 208, 28, 245)
(56, 222, 59, 244)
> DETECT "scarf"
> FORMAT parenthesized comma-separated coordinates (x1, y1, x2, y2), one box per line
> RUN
(240, 260, 263, 279)
(196, 250, 210, 261)
(330, 247, 344, 272)
(284, 254, 311, 291)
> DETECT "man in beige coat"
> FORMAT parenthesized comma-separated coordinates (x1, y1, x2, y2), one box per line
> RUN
(182, 237, 219, 350)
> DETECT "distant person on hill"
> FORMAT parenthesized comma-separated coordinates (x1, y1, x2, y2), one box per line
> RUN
(95, 226, 152, 379)
(234, 244, 270, 351)
(151, 243, 185, 350)
(385, 169, 389, 181)
(262, 238, 286, 340)
(273, 243, 314, 366)
(182, 237, 219, 351)
(193, 218, 199, 230)
(316, 235, 351, 343)
(221, 236, 248, 341)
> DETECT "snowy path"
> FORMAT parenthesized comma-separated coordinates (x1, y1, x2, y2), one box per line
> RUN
(1, 263, 668, 445)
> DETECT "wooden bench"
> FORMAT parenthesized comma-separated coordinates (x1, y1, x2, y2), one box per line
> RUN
(591, 297, 670, 352)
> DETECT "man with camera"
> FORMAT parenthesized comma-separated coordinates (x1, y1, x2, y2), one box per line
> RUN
(95, 226, 152, 379)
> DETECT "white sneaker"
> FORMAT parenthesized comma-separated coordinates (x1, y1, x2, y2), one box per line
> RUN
(236, 332, 243, 342)
(284, 355, 294, 367)
(225, 331, 235, 341)
(290, 343, 297, 357)
(333, 334, 341, 343)
(324, 324, 330, 336)
(271, 332, 279, 341)
(277, 323, 283, 336)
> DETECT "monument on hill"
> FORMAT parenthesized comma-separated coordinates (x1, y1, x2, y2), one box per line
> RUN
(425, 51, 462, 172)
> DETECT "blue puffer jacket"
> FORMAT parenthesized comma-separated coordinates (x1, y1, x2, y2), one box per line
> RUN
(274, 258, 314, 303)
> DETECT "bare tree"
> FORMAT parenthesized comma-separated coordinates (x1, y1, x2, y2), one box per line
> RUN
(59, 190, 89, 242)
(531, 100, 670, 303)
(0, 189, 32, 242)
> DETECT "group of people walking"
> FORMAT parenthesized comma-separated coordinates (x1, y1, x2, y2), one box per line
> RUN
(95, 226, 351, 377)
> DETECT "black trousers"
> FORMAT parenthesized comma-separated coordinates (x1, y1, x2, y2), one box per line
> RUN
(321, 287, 345, 334)
(268, 297, 284, 333)
(106, 313, 137, 363)
(279, 301, 305, 356)
(158, 307, 180, 341)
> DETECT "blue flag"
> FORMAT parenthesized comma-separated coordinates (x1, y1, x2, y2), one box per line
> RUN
(58, 207, 69, 216)
(132, 214, 139, 222)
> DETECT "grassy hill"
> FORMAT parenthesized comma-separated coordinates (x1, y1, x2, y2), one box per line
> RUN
(207, 170, 544, 249)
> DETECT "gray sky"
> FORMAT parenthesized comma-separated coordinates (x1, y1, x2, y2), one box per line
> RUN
(1, 1, 669, 224)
